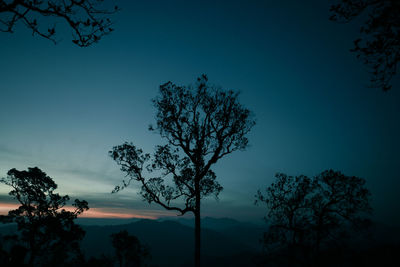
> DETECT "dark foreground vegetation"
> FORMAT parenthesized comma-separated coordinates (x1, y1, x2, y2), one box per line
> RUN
(0, 167, 149, 267)
(0, 70, 399, 267)
(0, 167, 399, 267)
(255, 170, 400, 267)
(0, 0, 399, 266)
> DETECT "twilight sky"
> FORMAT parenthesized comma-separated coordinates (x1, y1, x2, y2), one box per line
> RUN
(0, 0, 399, 224)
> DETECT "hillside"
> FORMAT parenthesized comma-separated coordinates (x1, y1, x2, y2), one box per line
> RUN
(81, 218, 263, 267)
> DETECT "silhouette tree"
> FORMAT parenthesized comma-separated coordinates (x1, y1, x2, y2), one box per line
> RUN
(111, 230, 149, 267)
(330, 0, 400, 91)
(0, 0, 118, 46)
(110, 74, 255, 267)
(310, 170, 372, 258)
(83, 231, 149, 267)
(0, 167, 89, 266)
(256, 170, 372, 266)
(255, 173, 317, 266)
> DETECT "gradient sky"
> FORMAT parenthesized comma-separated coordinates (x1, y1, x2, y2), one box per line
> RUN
(0, 0, 399, 224)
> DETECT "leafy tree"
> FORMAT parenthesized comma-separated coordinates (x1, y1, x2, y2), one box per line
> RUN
(0, 0, 118, 46)
(0, 167, 89, 266)
(330, 0, 400, 91)
(111, 230, 149, 267)
(83, 231, 149, 267)
(310, 170, 372, 255)
(256, 170, 372, 266)
(110, 74, 255, 267)
(255, 173, 317, 265)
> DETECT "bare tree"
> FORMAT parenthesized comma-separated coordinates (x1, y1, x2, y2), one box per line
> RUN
(0, 0, 118, 46)
(330, 0, 400, 91)
(110, 74, 255, 267)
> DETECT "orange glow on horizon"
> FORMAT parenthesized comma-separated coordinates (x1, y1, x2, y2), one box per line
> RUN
(78, 209, 157, 219)
(0, 203, 158, 219)
(0, 203, 19, 213)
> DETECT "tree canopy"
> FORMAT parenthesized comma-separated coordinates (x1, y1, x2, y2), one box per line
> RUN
(0, 0, 118, 46)
(0, 167, 89, 266)
(111, 230, 149, 267)
(330, 0, 400, 91)
(256, 170, 372, 266)
(110, 74, 255, 267)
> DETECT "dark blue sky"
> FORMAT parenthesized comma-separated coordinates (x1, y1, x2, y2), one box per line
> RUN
(0, 0, 399, 224)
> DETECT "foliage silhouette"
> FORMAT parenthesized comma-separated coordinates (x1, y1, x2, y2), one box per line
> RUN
(256, 170, 372, 266)
(0, 167, 89, 266)
(111, 230, 149, 267)
(110, 74, 255, 267)
(82, 230, 150, 267)
(0, 0, 118, 46)
(330, 0, 400, 91)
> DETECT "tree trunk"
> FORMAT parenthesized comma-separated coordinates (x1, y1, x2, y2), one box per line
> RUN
(28, 229, 37, 266)
(314, 215, 323, 266)
(194, 182, 201, 267)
